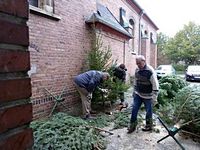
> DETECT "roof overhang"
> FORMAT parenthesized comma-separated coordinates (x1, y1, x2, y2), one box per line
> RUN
(85, 4, 132, 39)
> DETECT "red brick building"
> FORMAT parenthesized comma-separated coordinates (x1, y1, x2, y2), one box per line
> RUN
(28, 0, 158, 119)
(0, 0, 33, 149)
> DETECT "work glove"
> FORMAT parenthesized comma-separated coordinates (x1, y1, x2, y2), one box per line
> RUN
(152, 94, 159, 109)
(99, 88, 108, 93)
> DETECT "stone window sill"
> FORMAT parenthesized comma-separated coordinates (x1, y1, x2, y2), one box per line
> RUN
(29, 5, 61, 21)
(131, 51, 136, 55)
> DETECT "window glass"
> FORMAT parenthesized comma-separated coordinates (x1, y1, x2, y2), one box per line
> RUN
(29, 0, 54, 13)
(129, 19, 135, 52)
(29, 0, 38, 7)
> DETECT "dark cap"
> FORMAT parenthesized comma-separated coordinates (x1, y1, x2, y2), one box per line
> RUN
(119, 64, 126, 70)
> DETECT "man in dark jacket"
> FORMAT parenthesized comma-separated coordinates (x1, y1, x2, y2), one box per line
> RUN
(113, 64, 127, 105)
(74, 70, 110, 119)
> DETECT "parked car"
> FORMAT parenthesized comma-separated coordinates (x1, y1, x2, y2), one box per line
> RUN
(155, 65, 176, 79)
(185, 65, 200, 81)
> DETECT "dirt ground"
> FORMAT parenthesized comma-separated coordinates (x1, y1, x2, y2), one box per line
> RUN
(104, 88, 200, 150)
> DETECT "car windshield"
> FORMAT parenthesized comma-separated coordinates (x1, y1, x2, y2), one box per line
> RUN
(157, 65, 172, 71)
(188, 66, 200, 72)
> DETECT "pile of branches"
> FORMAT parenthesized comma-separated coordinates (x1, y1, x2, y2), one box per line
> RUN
(31, 111, 133, 150)
(173, 85, 200, 137)
(31, 113, 106, 150)
(158, 76, 188, 105)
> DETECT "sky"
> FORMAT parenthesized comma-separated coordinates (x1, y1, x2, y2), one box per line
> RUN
(136, 0, 200, 37)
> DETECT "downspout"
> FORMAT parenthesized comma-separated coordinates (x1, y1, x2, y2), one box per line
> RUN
(138, 9, 145, 54)
(123, 40, 125, 64)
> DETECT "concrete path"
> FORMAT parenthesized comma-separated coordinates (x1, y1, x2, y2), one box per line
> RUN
(105, 88, 200, 150)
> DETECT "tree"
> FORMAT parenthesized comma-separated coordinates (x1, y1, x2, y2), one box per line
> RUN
(87, 34, 129, 104)
(157, 32, 170, 65)
(165, 22, 200, 65)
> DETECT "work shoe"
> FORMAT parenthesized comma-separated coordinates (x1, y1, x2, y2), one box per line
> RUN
(90, 110, 97, 114)
(127, 122, 137, 134)
(127, 126, 136, 134)
(83, 114, 96, 120)
(142, 125, 152, 131)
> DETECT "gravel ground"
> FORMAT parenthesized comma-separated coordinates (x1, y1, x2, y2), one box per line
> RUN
(104, 88, 200, 150)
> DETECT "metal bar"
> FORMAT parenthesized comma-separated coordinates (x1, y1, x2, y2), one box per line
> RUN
(171, 136, 185, 150)
(157, 135, 170, 143)
(49, 102, 58, 117)
(44, 88, 59, 101)
(157, 117, 171, 133)
(58, 86, 66, 99)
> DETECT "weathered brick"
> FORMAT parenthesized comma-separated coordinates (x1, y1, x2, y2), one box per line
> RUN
(0, 103, 32, 133)
(0, 78, 31, 102)
(28, 0, 158, 119)
(0, 20, 29, 46)
(0, 128, 33, 150)
(0, 50, 30, 73)
(0, 0, 28, 18)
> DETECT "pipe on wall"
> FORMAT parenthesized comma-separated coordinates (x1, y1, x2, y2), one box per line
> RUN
(138, 9, 145, 54)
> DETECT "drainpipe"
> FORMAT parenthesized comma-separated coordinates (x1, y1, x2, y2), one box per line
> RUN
(138, 9, 145, 54)
(123, 40, 125, 64)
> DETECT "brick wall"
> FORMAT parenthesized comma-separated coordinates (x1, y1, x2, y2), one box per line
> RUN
(28, 0, 158, 119)
(150, 43, 157, 68)
(0, 0, 33, 149)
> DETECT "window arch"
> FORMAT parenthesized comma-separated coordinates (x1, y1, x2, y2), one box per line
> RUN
(129, 18, 135, 53)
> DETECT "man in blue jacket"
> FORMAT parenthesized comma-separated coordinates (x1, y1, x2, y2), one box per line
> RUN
(74, 70, 110, 119)
(127, 55, 159, 133)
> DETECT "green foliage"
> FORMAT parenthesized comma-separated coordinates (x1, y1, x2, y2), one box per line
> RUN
(157, 32, 171, 65)
(165, 22, 200, 65)
(156, 103, 176, 125)
(157, 78, 200, 136)
(86, 114, 111, 128)
(157, 32, 170, 53)
(172, 85, 200, 135)
(87, 34, 112, 71)
(113, 110, 130, 129)
(31, 113, 106, 150)
(31, 111, 135, 149)
(158, 76, 188, 105)
(87, 34, 129, 104)
(173, 63, 186, 71)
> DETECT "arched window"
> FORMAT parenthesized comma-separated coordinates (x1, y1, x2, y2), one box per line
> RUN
(129, 19, 135, 53)
(150, 32, 157, 44)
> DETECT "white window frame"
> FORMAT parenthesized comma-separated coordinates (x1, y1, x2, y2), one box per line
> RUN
(128, 18, 136, 54)
(29, 0, 54, 13)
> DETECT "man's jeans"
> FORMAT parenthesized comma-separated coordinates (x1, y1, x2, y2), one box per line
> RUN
(130, 94, 152, 124)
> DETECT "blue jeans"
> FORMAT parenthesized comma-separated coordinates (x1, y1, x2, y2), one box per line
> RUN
(130, 94, 152, 124)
